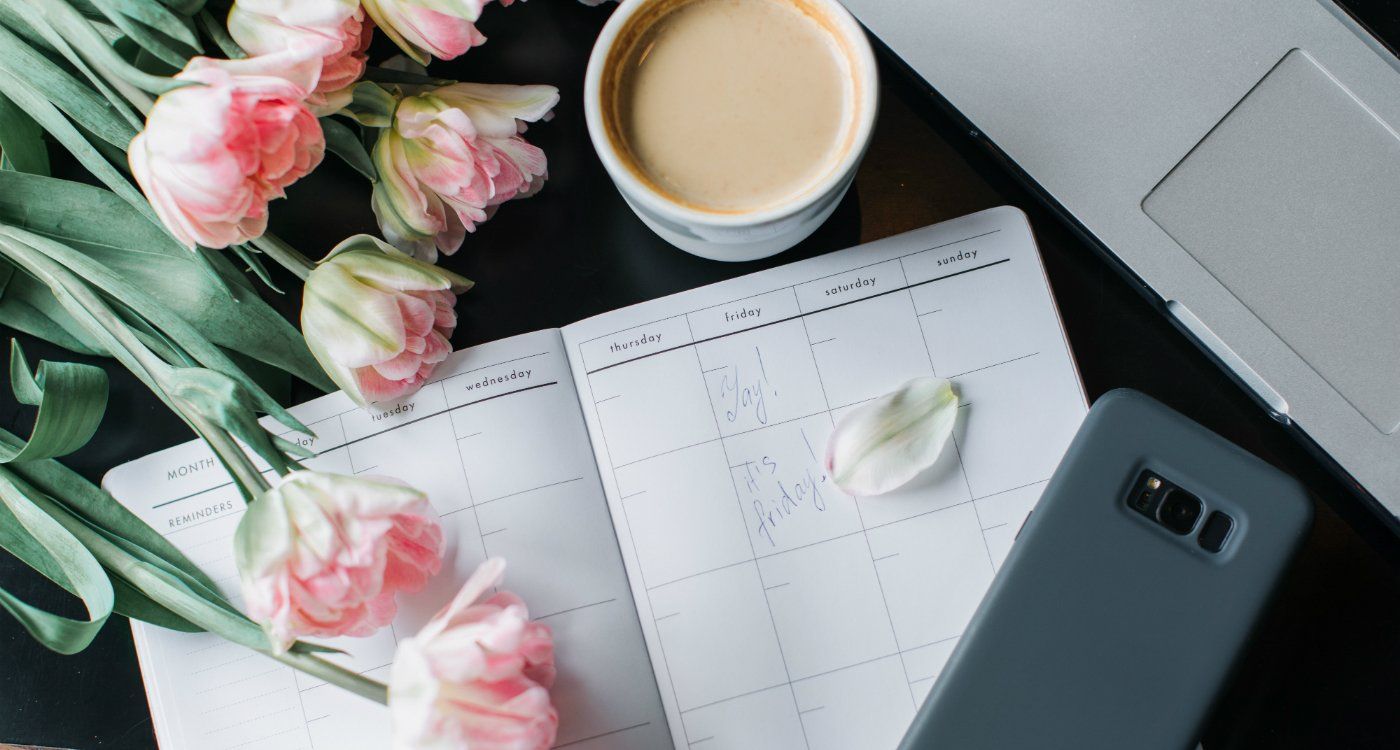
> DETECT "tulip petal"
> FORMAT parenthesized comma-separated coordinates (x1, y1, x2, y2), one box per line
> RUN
(825, 377, 960, 496)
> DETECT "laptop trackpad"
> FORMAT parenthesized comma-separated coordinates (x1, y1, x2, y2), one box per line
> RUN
(1143, 49, 1400, 435)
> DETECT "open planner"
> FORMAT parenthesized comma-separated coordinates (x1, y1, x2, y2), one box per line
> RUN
(104, 206, 1087, 750)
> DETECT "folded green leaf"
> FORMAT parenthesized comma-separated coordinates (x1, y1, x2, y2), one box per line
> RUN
(0, 469, 114, 654)
(0, 340, 108, 462)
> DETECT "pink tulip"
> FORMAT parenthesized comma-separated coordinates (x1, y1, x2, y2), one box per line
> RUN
(128, 51, 325, 250)
(301, 235, 473, 406)
(233, 470, 444, 653)
(372, 82, 558, 261)
(362, 0, 518, 64)
(389, 559, 557, 750)
(228, 0, 374, 115)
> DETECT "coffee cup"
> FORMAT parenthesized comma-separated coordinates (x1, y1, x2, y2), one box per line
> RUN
(584, 0, 878, 262)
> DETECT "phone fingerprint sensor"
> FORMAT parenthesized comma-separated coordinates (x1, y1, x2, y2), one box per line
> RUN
(1198, 511, 1234, 553)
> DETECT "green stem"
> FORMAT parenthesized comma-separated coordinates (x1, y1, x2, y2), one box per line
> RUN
(274, 650, 390, 704)
(192, 413, 271, 499)
(251, 234, 315, 280)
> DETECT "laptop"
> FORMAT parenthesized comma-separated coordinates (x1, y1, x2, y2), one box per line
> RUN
(842, 0, 1400, 530)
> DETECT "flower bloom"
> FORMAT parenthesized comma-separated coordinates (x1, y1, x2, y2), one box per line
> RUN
(228, 0, 374, 115)
(390, 558, 557, 750)
(362, 0, 515, 64)
(372, 82, 558, 261)
(301, 234, 472, 405)
(233, 471, 444, 653)
(826, 377, 960, 496)
(129, 52, 325, 249)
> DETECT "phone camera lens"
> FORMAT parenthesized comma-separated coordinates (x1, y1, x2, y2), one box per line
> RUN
(1157, 489, 1203, 535)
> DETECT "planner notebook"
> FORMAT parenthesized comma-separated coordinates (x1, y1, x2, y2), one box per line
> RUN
(103, 206, 1087, 750)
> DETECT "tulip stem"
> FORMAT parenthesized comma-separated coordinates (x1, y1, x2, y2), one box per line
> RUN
(191, 414, 271, 501)
(273, 650, 390, 705)
(252, 234, 315, 281)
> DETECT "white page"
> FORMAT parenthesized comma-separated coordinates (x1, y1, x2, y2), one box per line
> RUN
(103, 329, 670, 750)
(561, 207, 1088, 750)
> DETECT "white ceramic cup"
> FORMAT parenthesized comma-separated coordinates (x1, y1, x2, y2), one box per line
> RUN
(584, 0, 879, 262)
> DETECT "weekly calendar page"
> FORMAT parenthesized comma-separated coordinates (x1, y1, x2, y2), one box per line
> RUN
(103, 207, 1086, 750)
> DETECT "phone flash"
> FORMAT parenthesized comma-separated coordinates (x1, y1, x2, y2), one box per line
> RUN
(1147, 477, 1162, 490)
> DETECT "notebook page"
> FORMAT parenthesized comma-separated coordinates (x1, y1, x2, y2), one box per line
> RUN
(561, 207, 1088, 749)
(102, 329, 669, 750)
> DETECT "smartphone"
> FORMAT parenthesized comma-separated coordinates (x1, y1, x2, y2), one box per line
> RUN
(899, 389, 1312, 750)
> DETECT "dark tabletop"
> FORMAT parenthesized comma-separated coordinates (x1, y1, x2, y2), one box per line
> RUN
(3, 2, 1399, 748)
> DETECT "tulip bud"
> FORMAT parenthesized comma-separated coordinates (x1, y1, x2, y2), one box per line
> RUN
(234, 470, 444, 653)
(389, 558, 557, 750)
(128, 51, 325, 250)
(370, 82, 559, 260)
(228, 0, 373, 115)
(361, 0, 503, 64)
(825, 377, 960, 496)
(301, 235, 472, 406)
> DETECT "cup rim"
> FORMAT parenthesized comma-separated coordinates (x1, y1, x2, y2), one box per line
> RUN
(583, 0, 879, 228)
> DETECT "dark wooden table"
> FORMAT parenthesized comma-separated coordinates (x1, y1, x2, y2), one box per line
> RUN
(4, 2, 1399, 748)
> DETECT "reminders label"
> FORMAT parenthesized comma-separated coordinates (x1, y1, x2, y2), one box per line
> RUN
(688, 288, 800, 340)
(579, 315, 693, 371)
(795, 259, 904, 313)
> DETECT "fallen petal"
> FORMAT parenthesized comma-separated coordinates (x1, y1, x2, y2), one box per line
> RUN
(825, 377, 959, 496)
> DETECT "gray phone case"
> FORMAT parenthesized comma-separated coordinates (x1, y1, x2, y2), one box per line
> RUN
(899, 389, 1312, 750)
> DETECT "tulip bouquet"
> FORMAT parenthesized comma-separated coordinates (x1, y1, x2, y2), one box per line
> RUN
(0, 0, 593, 746)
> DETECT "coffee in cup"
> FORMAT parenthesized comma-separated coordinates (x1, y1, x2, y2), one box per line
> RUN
(585, 0, 878, 261)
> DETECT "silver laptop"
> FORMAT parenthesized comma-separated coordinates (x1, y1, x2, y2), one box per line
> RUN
(843, 0, 1400, 526)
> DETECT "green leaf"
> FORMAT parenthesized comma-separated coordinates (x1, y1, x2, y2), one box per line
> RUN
(0, 21, 139, 148)
(165, 367, 313, 475)
(0, 469, 114, 654)
(0, 225, 314, 438)
(28, 0, 190, 95)
(0, 340, 108, 462)
(0, 72, 151, 222)
(0, 427, 219, 594)
(0, 92, 50, 175)
(195, 8, 242, 59)
(0, 264, 108, 355)
(89, 0, 200, 50)
(322, 117, 377, 182)
(0, 172, 334, 391)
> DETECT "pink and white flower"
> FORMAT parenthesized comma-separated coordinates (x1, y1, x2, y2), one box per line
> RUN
(228, 0, 374, 115)
(233, 470, 444, 653)
(129, 52, 325, 250)
(362, 0, 511, 64)
(301, 235, 472, 405)
(371, 82, 558, 261)
(389, 558, 557, 750)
